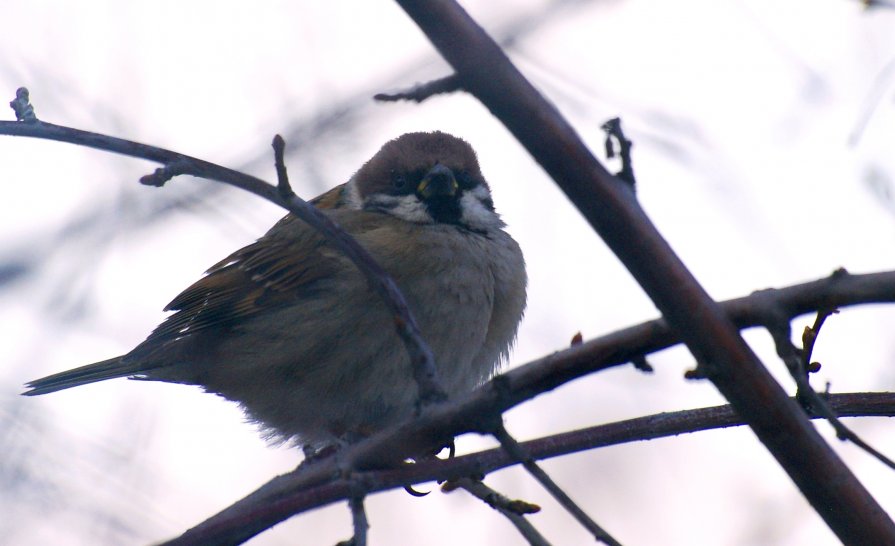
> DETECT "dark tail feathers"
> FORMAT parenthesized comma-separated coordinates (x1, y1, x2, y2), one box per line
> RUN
(23, 356, 146, 396)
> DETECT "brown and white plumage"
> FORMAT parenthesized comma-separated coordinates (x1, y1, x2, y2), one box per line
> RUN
(24, 132, 527, 448)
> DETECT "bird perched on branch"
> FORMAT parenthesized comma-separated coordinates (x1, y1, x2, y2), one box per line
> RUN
(24, 131, 527, 450)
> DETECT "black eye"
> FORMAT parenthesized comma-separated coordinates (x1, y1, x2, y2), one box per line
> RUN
(391, 171, 409, 192)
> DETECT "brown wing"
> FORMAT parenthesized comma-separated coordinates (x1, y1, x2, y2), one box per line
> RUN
(138, 214, 340, 350)
(309, 183, 347, 210)
(128, 182, 356, 358)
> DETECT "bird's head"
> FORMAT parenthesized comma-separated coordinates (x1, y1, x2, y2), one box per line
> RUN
(343, 132, 502, 232)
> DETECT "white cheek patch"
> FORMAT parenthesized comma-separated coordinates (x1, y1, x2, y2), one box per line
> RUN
(460, 185, 505, 230)
(343, 178, 364, 210)
(365, 193, 434, 224)
(356, 181, 504, 229)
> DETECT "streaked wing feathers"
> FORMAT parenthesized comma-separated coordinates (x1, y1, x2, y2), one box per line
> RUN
(143, 217, 336, 346)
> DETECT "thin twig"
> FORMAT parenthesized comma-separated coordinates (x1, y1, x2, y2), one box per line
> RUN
(801, 308, 838, 373)
(350, 496, 369, 546)
(492, 424, 623, 546)
(766, 312, 895, 471)
(271, 134, 295, 199)
(0, 99, 446, 407)
(600, 117, 636, 188)
(374, 74, 462, 103)
(447, 477, 549, 546)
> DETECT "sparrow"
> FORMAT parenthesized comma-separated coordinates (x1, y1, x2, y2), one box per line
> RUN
(24, 131, 527, 450)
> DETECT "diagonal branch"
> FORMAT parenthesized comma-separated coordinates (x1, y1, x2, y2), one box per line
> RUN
(493, 424, 622, 546)
(389, 1, 895, 543)
(160, 391, 895, 546)
(448, 478, 550, 546)
(0, 110, 446, 406)
(158, 269, 895, 545)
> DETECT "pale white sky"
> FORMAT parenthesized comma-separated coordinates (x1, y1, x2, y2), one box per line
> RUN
(2, 1, 895, 545)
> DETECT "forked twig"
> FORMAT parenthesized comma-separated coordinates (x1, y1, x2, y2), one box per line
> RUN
(493, 424, 623, 546)
(766, 309, 895, 471)
(446, 477, 549, 546)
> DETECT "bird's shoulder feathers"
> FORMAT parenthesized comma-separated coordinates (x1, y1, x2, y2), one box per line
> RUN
(140, 204, 373, 349)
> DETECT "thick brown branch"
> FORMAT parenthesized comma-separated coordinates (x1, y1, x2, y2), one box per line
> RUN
(390, 2, 895, 543)
(159, 269, 895, 545)
(161, 392, 895, 545)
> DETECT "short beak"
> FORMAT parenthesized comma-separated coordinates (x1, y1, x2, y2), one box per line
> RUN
(417, 164, 458, 199)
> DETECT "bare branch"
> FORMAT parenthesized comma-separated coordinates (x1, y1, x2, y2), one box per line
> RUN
(271, 134, 296, 199)
(159, 265, 895, 544)
(158, 268, 895, 544)
(340, 495, 369, 546)
(374, 74, 462, 103)
(492, 424, 623, 546)
(447, 478, 549, 546)
(0, 109, 446, 407)
(801, 308, 838, 372)
(766, 311, 895, 471)
(390, 2, 895, 542)
(160, 392, 895, 546)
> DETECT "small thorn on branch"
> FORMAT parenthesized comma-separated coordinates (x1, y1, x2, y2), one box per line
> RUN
(631, 355, 654, 373)
(374, 74, 462, 103)
(830, 266, 850, 279)
(139, 158, 191, 187)
(684, 362, 707, 380)
(9, 87, 38, 123)
(272, 134, 295, 199)
(801, 308, 839, 377)
(601, 117, 636, 189)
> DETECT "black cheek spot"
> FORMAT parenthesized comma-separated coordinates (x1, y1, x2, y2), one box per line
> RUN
(458, 170, 477, 190)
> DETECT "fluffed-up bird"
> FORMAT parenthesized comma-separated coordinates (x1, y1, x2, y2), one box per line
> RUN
(24, 131, 527, 450)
